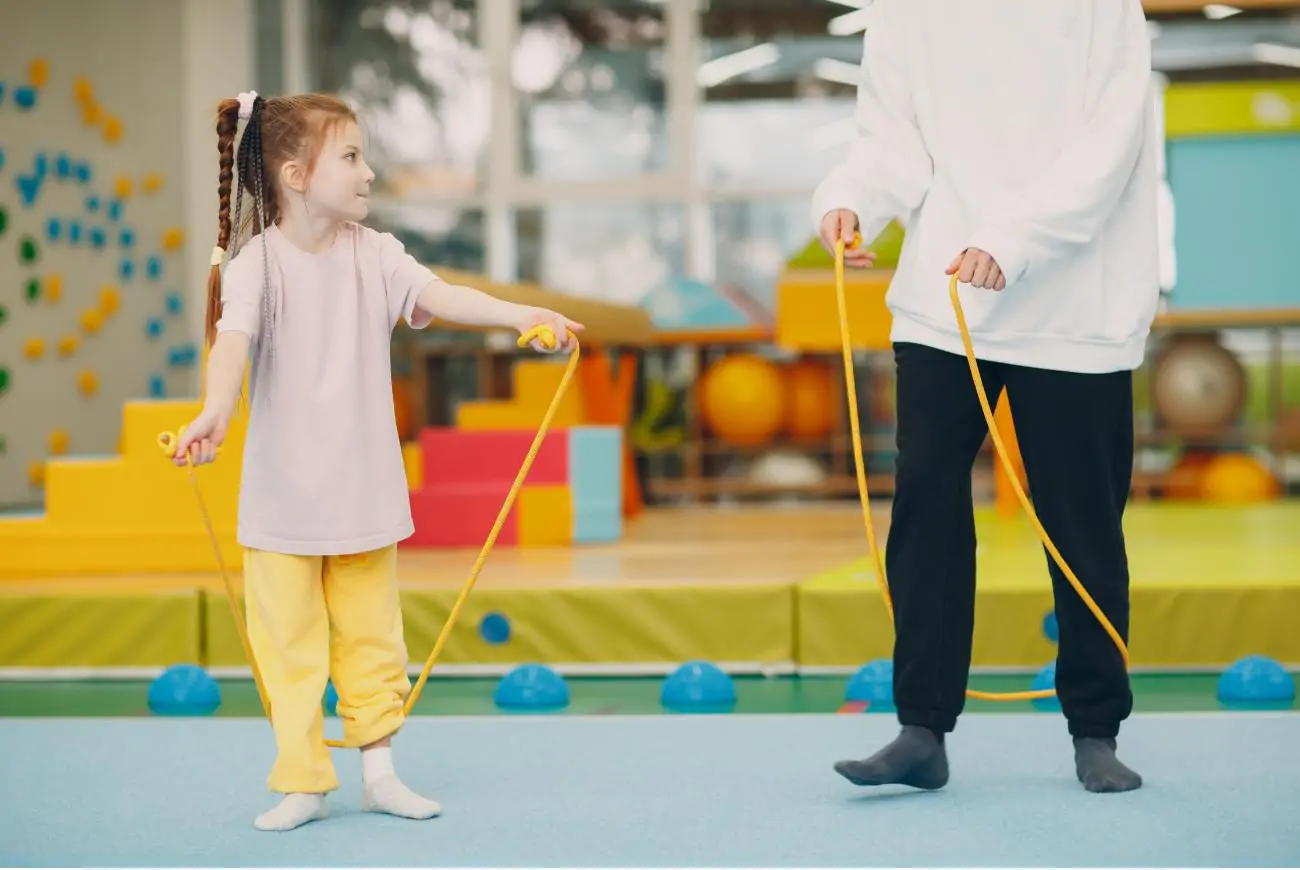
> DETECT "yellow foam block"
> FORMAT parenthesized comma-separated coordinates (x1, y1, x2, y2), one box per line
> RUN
(518, 485, 573, 546)
(403, 441, 423, 490)
(455, 359, 584, 431)
(774, 268, 893, 353)
(0, 398, 248, 577)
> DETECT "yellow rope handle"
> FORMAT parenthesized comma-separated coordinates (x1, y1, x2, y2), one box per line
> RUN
(834, 237, 1129, 702)
(160, 324, 579, 746)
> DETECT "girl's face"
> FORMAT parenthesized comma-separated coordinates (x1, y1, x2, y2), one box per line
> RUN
(298, 120, 376, 223)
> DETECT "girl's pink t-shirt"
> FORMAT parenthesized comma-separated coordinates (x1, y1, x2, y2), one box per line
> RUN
(215, 222, 435, 556)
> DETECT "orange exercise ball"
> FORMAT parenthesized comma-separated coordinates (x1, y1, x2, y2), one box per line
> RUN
(783, 360, 835, 440)
(1198, 452, 1279, 504)
(700, 353, 785, 446)
(1165, 450, 1215, 500)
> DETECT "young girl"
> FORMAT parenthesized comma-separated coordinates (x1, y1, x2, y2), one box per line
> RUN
(173, 91, 582, 831)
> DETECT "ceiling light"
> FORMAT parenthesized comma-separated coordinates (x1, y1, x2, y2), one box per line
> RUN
(828, 8, 873, 36)
(1252, 42, 1300, 68)
(1203, 5, 1243, 19)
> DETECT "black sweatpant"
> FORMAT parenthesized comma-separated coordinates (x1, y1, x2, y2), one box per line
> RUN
(886, 341, 1134, 739)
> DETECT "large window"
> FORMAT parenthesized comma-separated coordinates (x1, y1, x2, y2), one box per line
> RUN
(302, 0, 876, 311)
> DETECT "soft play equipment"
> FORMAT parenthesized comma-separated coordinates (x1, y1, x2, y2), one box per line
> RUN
(699, 353, 786, 446)
(1151, 333, 1247, 439)
(1198, 452, 1280, 503)
(0, 398, 246, 576)
(406, 425, 622, 548)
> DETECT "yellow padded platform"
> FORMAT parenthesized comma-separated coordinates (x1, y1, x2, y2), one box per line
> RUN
(0, 400, 247, 577)
(797, 503, 1300, 669)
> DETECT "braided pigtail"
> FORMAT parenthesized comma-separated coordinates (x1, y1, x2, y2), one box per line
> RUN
(204, 99, 242, 347)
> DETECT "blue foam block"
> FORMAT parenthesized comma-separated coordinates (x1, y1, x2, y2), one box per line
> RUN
(567, 426, 621, 510)
(573, 503, 621, 543)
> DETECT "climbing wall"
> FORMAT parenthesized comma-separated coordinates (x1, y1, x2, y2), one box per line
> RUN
(0, 0, 189, 508)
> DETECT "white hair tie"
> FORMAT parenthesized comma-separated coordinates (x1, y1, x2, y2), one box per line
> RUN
(237, 91, 259, 120)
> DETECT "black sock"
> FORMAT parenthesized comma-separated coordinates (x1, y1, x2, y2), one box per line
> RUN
(834, 725, 949, 790)
(1073, 737, 1142, 793)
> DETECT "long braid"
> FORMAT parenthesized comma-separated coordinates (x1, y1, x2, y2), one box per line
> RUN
(204, 100, 242, 347)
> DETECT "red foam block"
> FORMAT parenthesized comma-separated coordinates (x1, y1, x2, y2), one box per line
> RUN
(416, 428, 568, 491)
(405, 484, 518, 548)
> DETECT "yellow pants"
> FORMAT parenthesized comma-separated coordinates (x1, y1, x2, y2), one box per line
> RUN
(244, 544, 411, 794)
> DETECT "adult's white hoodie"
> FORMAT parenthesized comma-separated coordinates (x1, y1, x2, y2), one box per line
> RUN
(811, 0, 1161, 374)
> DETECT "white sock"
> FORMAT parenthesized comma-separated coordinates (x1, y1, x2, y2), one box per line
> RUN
(361, 746, 395, 786)
(253, 793, 328, 832)
(361, 747, 440, 820)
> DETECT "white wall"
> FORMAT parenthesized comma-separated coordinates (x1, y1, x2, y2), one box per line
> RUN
(0, 0, 252, 508)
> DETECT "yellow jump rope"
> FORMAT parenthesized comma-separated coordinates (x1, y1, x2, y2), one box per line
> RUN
(159, 241, 1129, 738)
(833, 235, 1128, 701)
(157, 326, 579, 748)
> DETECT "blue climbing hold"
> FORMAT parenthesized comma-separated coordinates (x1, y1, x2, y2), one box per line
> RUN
(148, 374, 166, 398)
(479, 611, 511, 645)
(86, 195, 100, 213)
(145, 317, 165, 339)
(323, 679, 339, 716)
(844, 658, 894, 711)
(74, 163, 92, 185)
(14, 86, 37, 110)
(107, 199, 122, 221)
(45, 217, 61, 241)
(147, 255, 162, 280)
(67, 221, 82, 245)
(147, 664, 221, 716)
(168, 343, 198, 367)
(493, 663, 569, 710)
(661, 660, 736, 712)
(165, 292, 184, 316)
(89, 226, 106, 249)
(1217, 655, 1296, 709)
(119, 228, 135, 248)
(1031, 662, 1060, 712)
(55, 153, 73, 180)
(1042, 609, 1059, 644)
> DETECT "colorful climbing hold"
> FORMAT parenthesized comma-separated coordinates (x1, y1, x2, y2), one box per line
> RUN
(98, 285, 121, 315)
(0, 205, 7, 236)
(77, 369, 99, 397)
(45, 274, 62, 303)
(145, 317, 164, 339)
(0, 304, 7, 326)
(25, 279, 40, 302)
(162, 227, 185, 251)
(113, 175, 133, 200)
(149, 374, 166, 398)
(80, 308, 103, 334)
(0, 366, 10, 395)
(102, 115, 124, 143)
(14, 86, 37, 110)
(48, 428, 69, 455)
(28, 59, 50, 89)
(19, 236, 39, 264)
(146, 255, 162, 280)
(73, 76, 94, 103)
(28, 460, 45, 488)
(57, 334, 78, 357)
(46, 217, 61, 241)
(119, 258, 134, 281)
(143, 173, 164, 194)
(23, 337, 45, 360)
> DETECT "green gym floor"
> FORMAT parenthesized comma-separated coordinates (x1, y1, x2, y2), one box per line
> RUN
(2, 672, 1286, 718)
